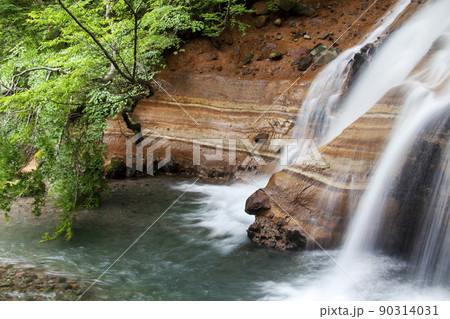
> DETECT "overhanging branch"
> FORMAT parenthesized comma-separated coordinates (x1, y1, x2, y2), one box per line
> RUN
(123, 0, 138, 80)
(57, 0, 134, 83)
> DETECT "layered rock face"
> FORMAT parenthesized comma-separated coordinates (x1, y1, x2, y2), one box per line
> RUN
(104, 73, 306, 178)
(103, 0, 424, 250)
(246, 91, 403, 249)
(104, 0, 414, 179)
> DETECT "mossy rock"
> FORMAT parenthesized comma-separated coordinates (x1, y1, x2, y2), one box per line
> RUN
(104, 158, 127, 179)
(243, 52, 254, 64)
(269, 51, 283, 60)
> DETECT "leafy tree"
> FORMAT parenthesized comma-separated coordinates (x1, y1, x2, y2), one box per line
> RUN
(0, 0, 248, 240)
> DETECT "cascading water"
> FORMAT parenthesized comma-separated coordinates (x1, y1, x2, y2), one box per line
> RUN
(342, 1, 450, 283)
(178, 0, 417, 254)
(261, 0, 450, 300)
(183, 1, 415, 250)
(287, 0, 410, 156)
(321, 0, 450, 146)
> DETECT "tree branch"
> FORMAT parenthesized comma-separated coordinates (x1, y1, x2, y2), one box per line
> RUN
(219, 0, 233, 36)
(56, 0, 134, 83)
(3, 67, 69, 96)
(13, 67, 69, 78)
(123, 0, 138, 80)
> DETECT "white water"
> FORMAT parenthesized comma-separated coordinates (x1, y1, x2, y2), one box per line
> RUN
(287, 0, 410, 155)
(343, 23, 450, 274)
(173, 176, 269, 254)
(321, 0, 450, 145)
(260, 0, 450, 300)
(180, 1, 414, 249)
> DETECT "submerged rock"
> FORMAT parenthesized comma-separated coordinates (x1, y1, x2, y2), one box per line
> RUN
(347, 43, 377, 88)
(0, 262, 91, 301)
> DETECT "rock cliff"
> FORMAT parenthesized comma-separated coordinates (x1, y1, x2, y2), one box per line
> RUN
(104, 0, 423, 249)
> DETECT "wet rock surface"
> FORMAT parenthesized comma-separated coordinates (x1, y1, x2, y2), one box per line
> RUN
(247, 216, 306, 250)
(347, 43, 377, 88)
(245, 189, 271, 215)
(0, 262, 92, 301)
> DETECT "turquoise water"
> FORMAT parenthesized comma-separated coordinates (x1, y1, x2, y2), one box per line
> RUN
(1, 176, 448, 301)
(0, 177, 335, 300)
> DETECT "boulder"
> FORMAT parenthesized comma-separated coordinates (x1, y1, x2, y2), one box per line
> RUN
(269, 51, 283, 60)
(293, 4, 315, 17)
(310, 43, 329, 56)
(294, 55, 313, 71)
(273, 0, 297, 12)
(286, 229, 307, 248)
(104, 158, 127, 179)
(246, 216, 307, 250)
(310, 44, 338, 66)
(245, 189, 271, 215)
(315, 49, 338, 66)
(291, 46, 310, 60)
(273, 1, 315, 16)
(251, 1, 270, 15)
(255, 15, 269, 28)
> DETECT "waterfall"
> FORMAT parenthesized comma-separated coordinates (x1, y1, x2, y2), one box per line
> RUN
(341, 0, 450, 286)
(261, 0, 450, 300)
(285, 0, 410, 165)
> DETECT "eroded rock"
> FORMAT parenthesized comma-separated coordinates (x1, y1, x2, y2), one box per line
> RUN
(245, 189, 271, 215)
(247, 216, 307, 250)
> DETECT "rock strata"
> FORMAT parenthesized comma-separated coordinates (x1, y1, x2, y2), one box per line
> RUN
(245, 92, 403, 250)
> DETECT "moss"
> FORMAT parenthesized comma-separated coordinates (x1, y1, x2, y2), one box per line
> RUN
(243, 52, 254, 64)
(104, 158, 127, 179)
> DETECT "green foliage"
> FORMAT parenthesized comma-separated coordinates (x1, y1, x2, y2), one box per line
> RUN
(267, 1, 280, 12)
(0, 0, 248, 240)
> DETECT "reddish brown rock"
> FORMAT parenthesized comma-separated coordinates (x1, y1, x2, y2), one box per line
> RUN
(245, 189, 271, 215)
(104, 72, 306, 178)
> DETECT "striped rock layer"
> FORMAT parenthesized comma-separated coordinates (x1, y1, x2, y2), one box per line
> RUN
(246, 90, 404, 250)
(104, 73, 307, 178)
